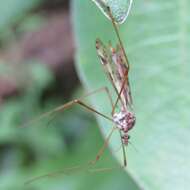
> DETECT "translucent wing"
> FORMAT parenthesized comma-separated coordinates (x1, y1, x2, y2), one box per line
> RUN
(96, 39, 120, 97)
(112, 44, 133, 109)
(95, 39, 133, 111)
(92, 0, 133, 24)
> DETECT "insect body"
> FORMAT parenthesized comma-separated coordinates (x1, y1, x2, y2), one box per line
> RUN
(96, 39, 136, 146)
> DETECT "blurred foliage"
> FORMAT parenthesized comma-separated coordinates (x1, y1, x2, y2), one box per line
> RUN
(0, 62, 137, 190)
(72, 0, 190, 190)
(0, 0, 43, 45)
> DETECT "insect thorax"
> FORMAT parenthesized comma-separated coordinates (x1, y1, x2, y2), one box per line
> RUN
(113, 110, 135, 145)
(113, 111, 135, 132)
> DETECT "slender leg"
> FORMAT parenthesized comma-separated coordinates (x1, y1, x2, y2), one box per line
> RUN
(110, 69, 129, 167)
(88, 165, 125, 173)
(89, 126, 117, 165)
(25, 126, 127, 185)
(119, 130, 127, 167)
(25, 127, 118, 185)
(79, 86, 114, 108)
(21, 87, 114, 128)
(106, 6, 133, 114)
(111, 69, 128, 115)
(24, 87, 127, 184)
(48, 87, 115, 128)
(107, 6, 130, 69)
(90, 127, 127, 167)
(25, 87, 117, 158)
(25, 165, 83, 185)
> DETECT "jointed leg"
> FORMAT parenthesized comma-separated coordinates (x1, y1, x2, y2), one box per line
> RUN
(25, 165, 82, 185)
(89, 126, 116, 165)
(112, 69, 128, 115)
(79, 86, 114, 109)
(107, 6, 130, 69)
(119, 130, 127, 167)
(22, 87, 114, 128)
(25, 127, 124, 185)
(90, 127, 127, 167)
(24, 87, 124, 184)
(23, 86, 117, 165)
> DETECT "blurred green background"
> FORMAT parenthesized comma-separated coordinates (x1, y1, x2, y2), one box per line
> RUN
(0, 0, 189, 190)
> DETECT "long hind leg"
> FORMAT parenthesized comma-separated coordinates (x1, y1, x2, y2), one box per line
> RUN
(22, 87, 114, 128)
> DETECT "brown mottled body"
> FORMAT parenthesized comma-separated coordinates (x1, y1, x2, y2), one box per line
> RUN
(96, 39, 135, 146)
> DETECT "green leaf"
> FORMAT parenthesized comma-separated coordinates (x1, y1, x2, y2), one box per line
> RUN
(72, 0, 190, 189)
(92, 0, 133, 24)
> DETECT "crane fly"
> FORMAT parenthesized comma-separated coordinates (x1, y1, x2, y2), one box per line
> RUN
(24, 6, 135, 184)
(94, 6, 136, 166)
(96, 38, 135, 145)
